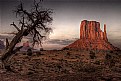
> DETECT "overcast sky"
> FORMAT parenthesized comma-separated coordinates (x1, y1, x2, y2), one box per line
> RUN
(0, 0, 121, 49)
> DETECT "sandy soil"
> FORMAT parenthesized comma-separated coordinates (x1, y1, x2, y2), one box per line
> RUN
(0, 50, 121, 81)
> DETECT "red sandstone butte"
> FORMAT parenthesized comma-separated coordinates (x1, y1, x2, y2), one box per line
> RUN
(64, 20, 119, 50)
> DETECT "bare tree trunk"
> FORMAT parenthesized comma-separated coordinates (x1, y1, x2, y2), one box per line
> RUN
(1, 29, 27, 71)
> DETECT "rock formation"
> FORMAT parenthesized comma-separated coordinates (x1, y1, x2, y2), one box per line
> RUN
(63, 20, 119, 50)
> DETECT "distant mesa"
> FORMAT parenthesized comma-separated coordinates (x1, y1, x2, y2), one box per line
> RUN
(63, 20, 120, 51)
(20, 41, 31, 51)
(0, 40, 5, 49)
(23, 41, 30, 47)
(19, 41, 42, 51)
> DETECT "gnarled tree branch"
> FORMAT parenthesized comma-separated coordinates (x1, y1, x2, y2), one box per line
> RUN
(10, 22, 20, 31)
(5, 38, 9, 50)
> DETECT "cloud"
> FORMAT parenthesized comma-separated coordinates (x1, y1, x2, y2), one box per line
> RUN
(0, 34, 14, 40)
(46, 38, 78, 45)
(41, 38, 78, 50)
(109, 38, 121, 49)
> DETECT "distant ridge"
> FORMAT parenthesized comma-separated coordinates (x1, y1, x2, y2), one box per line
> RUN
(0, 40, 5, 49)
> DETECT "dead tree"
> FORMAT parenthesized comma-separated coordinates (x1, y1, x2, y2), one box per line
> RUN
(1, 0, 53, 71)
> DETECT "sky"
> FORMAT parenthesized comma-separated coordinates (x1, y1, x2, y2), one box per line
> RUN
(0, 0, 121, 50)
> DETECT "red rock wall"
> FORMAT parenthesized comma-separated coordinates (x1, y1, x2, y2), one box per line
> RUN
(80, 20, 107, 40)
(103, 24, 108, 41)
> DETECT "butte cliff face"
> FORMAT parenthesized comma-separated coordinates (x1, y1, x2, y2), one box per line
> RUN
(80, 20, 108, 41)
(64, 20, 119, 50)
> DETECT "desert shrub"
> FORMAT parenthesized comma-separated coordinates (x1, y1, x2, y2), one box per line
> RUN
(105, 54, 112, 60)
(40, 48, 44, 51)
(111, 66, 121, 73)
(77, 64, 95, 73)
(27, 71, 34, 75)
(109, 59, 116, 68)
(27, 48, 32, 56)
(59, 58, 65, 62)
(83, 65, 96, 73)
(0, 50, 1, 54)
(57, 65, 62, 71)
(104, 53, 117, 68)
(110, 51, 113, 53)
(62, 48, 69, 50)
(78, 64, 103, 73)
(23, 53, 26, 55)
(89, 50, 96, 59)
(61, 69, 69, 73)
(75, 55, 81, 59)
(65, 52, 71, 58)
(36, 51, 42, 56)
(94, 60, 101, 65)
(66, 52, 71, 56)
